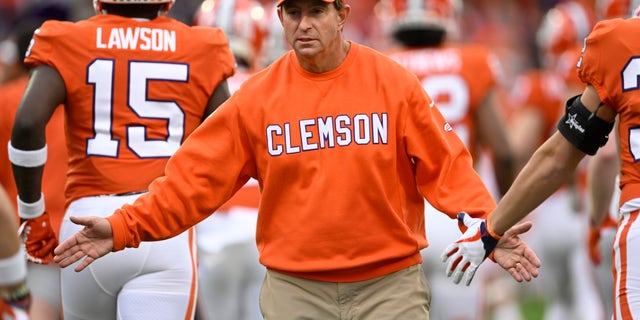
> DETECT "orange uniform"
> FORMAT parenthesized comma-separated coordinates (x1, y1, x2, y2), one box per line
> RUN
(22, 13, 235, 320)
(24, 15, 235, 207)
(0, 76, 67, 237)
(108, 42, 496, 283)
(387, 42, 513, 319)
(387, 44, 500, 159)
(510, 70, 565, 144)
(578, 18, 640, 207)
(577, 17, 640, 319)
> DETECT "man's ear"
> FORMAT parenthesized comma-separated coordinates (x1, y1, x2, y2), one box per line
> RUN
(338, 4, 350, 31)
(277, 6, 284, 25)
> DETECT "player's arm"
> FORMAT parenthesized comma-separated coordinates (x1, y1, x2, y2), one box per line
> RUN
(587, 122, 619, 226)
(586, 123, 619, 264)
(475, 88, 515, 197)
(509, 104, 546, 174)
(11, 65, 65, 204)
(11, 65, 65, 264)
(441, 85, 615, 284)
(490, 84, 616, 235)
(201, 79, 231, 121)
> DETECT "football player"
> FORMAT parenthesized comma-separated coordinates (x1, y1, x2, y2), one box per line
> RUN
(383, 0, 518, 318)
(506, 2, 606, 319)
(9, 0, 235, 319)
(442, 0, 640, 318)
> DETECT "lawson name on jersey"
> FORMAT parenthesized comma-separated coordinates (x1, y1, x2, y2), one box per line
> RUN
(266, 113, 388, 156)
(96, 27, 176, 52)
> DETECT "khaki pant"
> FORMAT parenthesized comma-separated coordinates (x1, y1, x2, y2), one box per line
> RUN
(260, 264, 431, 320)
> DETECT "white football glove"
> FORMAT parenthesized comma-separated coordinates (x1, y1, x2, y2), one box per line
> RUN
(440, 212, 500, 286)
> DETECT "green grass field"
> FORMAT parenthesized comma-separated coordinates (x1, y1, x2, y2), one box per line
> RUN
(519, 297, 545, 320)
(485, 295, 545, 320)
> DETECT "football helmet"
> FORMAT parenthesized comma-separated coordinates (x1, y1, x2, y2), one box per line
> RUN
(536, 0, 595, 68)
(383, 0, 462, 47)
(596, 0, 640, 18)
(194, 0, 288, 69)
(93, 0, 175, 14)
(597, 0, 630, 19)
(193, 0, 262, 68)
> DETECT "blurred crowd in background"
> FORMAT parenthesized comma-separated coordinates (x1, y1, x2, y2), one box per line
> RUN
(0, 0, 585, 87)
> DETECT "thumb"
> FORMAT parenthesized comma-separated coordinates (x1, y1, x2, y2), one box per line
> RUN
(503, 221, 533, 237)
(69, 215, 94, 227)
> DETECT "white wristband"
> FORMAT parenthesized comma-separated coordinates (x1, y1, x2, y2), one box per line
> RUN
(17, 193, 45, 219)
(0, 247, 27, 286)
(8, 141, 47, 168)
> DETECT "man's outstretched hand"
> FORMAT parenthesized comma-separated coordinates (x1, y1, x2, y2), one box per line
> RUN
(442, 213, 541, 286)
(53, 216, 114, 272)
(492, 221, 541, 282)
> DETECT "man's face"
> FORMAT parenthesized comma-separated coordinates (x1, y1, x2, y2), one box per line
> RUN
(278, 0, 344, 59)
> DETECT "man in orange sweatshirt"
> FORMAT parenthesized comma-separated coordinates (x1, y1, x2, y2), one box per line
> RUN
(54, 0, 540, 318)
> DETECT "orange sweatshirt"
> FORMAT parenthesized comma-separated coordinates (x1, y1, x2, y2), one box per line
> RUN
(108, 42, 496, 282)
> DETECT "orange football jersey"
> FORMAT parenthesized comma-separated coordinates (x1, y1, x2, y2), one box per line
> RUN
(107, 42, 496, 283)
(577, 18, 640, 206)
(387, 44, 501, 159)
(24, 15, 235, 207)
(0, 76, 68, 237)
(510, 69, 566, 143)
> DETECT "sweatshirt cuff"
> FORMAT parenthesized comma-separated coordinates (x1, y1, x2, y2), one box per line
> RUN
(106, 213, 127, 252)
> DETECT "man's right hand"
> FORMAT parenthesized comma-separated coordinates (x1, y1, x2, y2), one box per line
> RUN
(53, 216, 114, 272)
(441, 212, 500, 286)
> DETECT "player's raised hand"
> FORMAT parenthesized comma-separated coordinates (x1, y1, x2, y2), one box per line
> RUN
(53, 216, 113, 272)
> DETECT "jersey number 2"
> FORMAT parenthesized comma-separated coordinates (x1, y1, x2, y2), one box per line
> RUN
(622, 58, 640, 161)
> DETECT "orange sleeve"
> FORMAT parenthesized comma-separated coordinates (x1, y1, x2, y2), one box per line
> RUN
(577, 19, 620, 106)
(404, 81, 496, 220)
(106, 44, 496, 281)
(109, 95, 253, 249)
